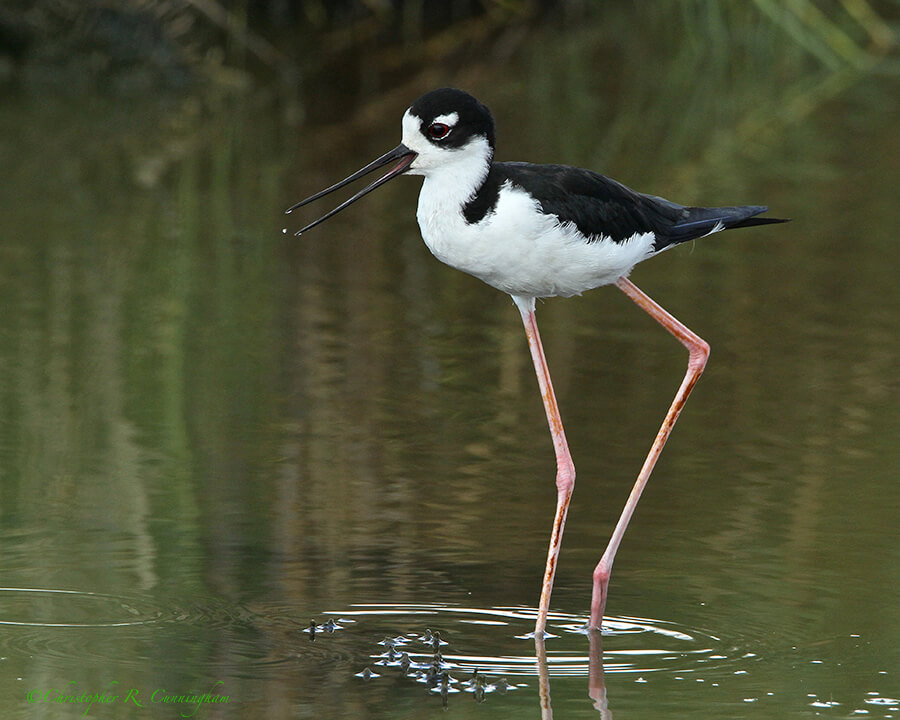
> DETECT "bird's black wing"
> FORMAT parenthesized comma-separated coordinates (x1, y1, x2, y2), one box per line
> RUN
(493, 162, 784, 250)
(496, 163, 682, 244)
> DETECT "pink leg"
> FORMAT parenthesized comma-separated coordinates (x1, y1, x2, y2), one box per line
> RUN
(589, 277, 710, 630)
(514, 296, 576, 638)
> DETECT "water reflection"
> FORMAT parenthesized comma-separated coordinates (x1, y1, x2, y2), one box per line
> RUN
(293, 601, 775, 716)
(537, 631, 611, 719)
(1, 2, 899, 719)
(332, 603, 748, 675)
(587, 631, 611, 718)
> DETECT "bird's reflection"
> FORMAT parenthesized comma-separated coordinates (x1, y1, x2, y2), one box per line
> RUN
(535, 633, 552, 720)
(587, 630, 612, 717)
(534, 629, 612, 719)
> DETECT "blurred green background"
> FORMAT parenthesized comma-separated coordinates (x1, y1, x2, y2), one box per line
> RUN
(1, 2, 898, 719)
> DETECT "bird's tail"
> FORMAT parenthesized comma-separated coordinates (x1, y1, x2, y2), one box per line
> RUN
(723, 210, 791, 231)
(658, 205, 789, 249)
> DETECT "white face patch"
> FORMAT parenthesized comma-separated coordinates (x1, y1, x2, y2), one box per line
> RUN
(432, 112, 459, 128)
(402, 110, 455, 174)
(400, 109, 492, 179)
(401, 111, 428, 154)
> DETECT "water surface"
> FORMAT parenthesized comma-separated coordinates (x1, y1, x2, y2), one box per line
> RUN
(1, 4, 898, 718)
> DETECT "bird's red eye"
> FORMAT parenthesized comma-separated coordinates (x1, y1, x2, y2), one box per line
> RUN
(428, 122, 450, 140)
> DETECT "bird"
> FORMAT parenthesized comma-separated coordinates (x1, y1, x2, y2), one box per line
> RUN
(286, 87, 787, 638)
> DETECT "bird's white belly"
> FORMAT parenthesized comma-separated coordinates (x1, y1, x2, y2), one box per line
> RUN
(417, 182, 655, 298)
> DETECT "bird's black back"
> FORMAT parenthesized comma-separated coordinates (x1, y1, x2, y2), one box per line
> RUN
(463, 162, 785, 251)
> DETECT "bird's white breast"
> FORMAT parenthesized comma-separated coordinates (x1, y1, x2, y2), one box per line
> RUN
(416, 180, 656, 299)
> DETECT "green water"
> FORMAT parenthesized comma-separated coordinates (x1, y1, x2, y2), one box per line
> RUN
(1, 4, 898, 718)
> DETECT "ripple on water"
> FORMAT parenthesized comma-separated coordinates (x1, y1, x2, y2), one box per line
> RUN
(0, 587, 167, 665)
(0, 587, 166, 629)
(0, 587, 391, 675)
(0, 587, 289, 672)
(318, 603, 750, 679)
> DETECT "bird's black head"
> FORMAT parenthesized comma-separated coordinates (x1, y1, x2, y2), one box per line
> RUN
(406, 87, 496, 151)
(285, 88, 495, 234)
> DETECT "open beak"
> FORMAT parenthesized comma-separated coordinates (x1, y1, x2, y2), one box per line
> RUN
(286, 144, 417, 235)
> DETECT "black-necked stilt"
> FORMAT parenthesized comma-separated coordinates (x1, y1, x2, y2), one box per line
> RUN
(287, 87, 787, 637)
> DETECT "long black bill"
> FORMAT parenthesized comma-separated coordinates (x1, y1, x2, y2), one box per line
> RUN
(286, 144, 417, 235)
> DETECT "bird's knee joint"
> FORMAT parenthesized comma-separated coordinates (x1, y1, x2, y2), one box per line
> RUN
(556, 462, 575, 493)
(690, 338, 710, 368)
(592, 563, 611, 586)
